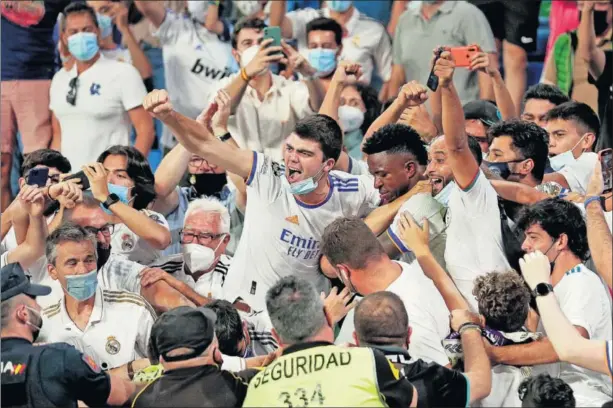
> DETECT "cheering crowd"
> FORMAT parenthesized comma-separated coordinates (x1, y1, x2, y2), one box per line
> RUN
(1, 0, 612, 407)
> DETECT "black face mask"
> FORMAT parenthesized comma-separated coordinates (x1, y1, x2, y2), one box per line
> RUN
(97, 244, 111, 270)
(188, 173, 228, 199)
(580, 10, 610, 36)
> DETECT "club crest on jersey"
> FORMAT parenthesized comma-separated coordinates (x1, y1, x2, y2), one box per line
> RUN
(106, 336, 121, 355)
(121, 233, 135, 251)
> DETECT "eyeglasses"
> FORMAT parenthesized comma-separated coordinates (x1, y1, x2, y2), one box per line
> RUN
(85, 225, 114, 237)
(189, 157, 218, 170)
(66, 77, 79, 106)
(180, 230, 224, 245)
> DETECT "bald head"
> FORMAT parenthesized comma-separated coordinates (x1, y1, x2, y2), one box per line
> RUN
(354, 291, 409, 347)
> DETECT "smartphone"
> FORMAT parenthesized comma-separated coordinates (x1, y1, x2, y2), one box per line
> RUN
(27, 167, 49, 187)
(450, 45, 481, 68)
(263, 26, 282, 55)
(426, 47, 444, 92)
(64, 170, 91, 191)
(600, 148, 613, 193)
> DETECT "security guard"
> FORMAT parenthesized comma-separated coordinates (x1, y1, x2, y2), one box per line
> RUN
(1, 262, 134, 407)
(243, 276, 418, 407)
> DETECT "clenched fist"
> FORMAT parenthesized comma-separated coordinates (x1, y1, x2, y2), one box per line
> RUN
(143, 90, 174, 121)
(398, 81, 428, 108)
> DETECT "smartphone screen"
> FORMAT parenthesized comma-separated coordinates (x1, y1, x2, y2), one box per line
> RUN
(27, 167, 49, 187)
(263, 26, 282, 55)
(601, 149, 612, 193)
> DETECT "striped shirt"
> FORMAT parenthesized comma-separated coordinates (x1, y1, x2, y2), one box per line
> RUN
(151, 253, 232, 300)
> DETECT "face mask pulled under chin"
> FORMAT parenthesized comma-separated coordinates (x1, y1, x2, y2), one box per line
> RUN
(65, 269, 98, 301)
(434, 180, 455, 207)
(282, 165, 326, 195)
(549, 134, 587, 171)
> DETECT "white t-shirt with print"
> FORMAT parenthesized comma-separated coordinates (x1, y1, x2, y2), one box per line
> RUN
(336, 260, 450, 366)
(285, 7, 392, 84)
(538, 264, 613, 407)
(49, 56, 147, 170)
(39, 287, 155, 370)
(445, 170, 510, 311)
(223, 152, 380, 311)
(110, 210, 170, 265)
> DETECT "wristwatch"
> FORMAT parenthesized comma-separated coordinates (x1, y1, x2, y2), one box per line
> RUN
(533, 282, 554, 298)
(102, 193, 120, 210)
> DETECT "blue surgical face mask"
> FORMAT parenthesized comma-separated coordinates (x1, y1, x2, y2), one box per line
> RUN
(100, 183, 133, 215)
(65, 269, 98, 301)
(96, 13, 113, 39)
(549, 134, 587, 171)
(327, 0, 352, 12)
(308, 48, 338, 77)
(67, 32, 99, 62)
(283, 165, 326, 196)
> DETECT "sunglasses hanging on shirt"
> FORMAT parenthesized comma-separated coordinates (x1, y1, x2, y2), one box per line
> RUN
(66, 76, 79, 106)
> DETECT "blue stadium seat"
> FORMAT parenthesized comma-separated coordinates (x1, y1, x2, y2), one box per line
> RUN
(148, 149, 162, 173)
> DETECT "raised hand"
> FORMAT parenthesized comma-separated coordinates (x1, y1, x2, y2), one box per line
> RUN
(244, 38, 284, 78)
(398, 80, 429, 107)
(432, 47, 455, 88)
(143, 89, 174, 121)
(211, 89, 232, 136)
(398, 105, 438, 140)
(280, 40, 316, 78)
(519, 251, 552, 291)
(82, 163, 110, 203)
(17, 185, 46, 218)
(586, 160, 604, 198)
(331, 61, 362, 85)
(48, 179, 83, 209)
(469, 50, 496, 75)
(397, 211, 430, 257)
(109, 2, 129, 32)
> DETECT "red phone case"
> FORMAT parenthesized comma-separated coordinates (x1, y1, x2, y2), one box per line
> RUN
(450, 46, 480, 68)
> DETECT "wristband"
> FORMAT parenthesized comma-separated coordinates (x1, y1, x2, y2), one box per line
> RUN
(584, 195, 602, 209)
(127, 360, 135, 380)
(458, 323, 481, 336)
(240, 68, 251, 82)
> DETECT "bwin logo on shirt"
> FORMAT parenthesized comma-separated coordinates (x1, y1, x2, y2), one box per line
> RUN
(280, 228, 320, 260)
(191, 59, 232, 80)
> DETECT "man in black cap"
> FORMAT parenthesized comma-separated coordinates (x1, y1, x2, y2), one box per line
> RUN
(463, 99, 501, 153)
(132, 306, 258, 407)
(0, 262, 134, 407)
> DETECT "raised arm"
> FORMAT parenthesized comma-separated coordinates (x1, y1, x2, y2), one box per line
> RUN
(490, 180, 549, 205)
(268, 0, 293, 39)
(577, 1, 607, 80)
(396, 213, 469, 311)
(143, 90, 254, 179)
(435, 48, 480, 189)
(133, 0, 167, 29)
(204, 1, 225, 36)
(113, 3, 153, 79)
(519, 251, 611, 375)
(6, 187, 48, 269)
(470, 50, 517, 120)
(585, 162, 612, 288)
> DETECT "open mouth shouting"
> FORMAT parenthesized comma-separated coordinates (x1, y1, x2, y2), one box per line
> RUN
(287, 167, 303, 183)
(429, 176, 445, 195)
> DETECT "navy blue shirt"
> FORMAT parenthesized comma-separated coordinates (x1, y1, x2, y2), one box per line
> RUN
(1, 337, 111, 407)
(1, 0, 71, 80)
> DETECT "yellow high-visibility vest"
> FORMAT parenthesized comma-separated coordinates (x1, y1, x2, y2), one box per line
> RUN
(243, 343, 401, 407)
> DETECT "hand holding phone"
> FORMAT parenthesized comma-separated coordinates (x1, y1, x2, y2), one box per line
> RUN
(449, 45, 481, 68)
(600, 148, 612, 194)
(263, 26, 282, 55)
(63, 170, 91, 191)
(426, 47, 444, 92)
(26, 167, 49, 187)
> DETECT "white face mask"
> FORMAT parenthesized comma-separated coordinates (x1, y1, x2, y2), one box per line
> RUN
(549, 134, 587, 171)
(434, 181, 455, 206)
(240, 45, 267, 76)
(338, 105, 365, 134)
(182, 238, 225, 272)
(187, 0, 209, 23)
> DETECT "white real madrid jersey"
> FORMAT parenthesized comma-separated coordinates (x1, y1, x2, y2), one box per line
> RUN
(223, 152, 380, 311)
(38, 287, 156, 370)
(110, 210, 170, 265)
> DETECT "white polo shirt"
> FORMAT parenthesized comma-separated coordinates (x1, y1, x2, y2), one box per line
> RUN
(557, 152, 599, 195)
(445, 170, 510, 311)
(39, 287, 156, 370)
(211, 74, 315, 162)
(336, 260, 451, 366)
(36, 255, 146, 309)
(537, 264, 612, 407)
(49, 55, 147, 170)
(151, 253, 231, 300)
(110, 210, 170, 265)
(223, 152, 380, 311)
(154, 10, 235, 148)
(285, 7, 392, 84)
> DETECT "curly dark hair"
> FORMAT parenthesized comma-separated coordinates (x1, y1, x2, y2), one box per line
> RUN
(487, 120, 549, 182)
(362, 124, 428, 165)
(205, 300, 244, 357)
(518, 374, 576, 407)
(473, 271, 531, 332)
(516, 198, 590, 261)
